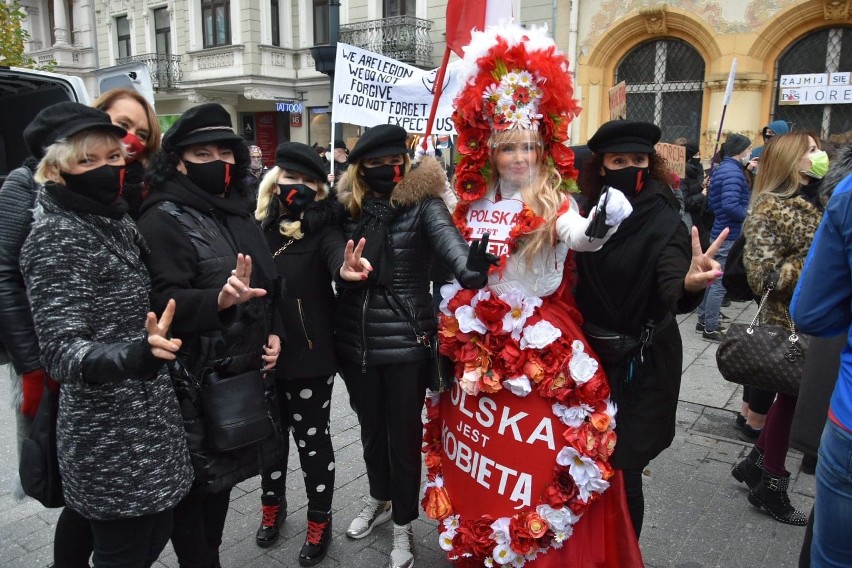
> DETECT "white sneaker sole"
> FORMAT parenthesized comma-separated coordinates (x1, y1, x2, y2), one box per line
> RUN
(346, 506, 393, 539)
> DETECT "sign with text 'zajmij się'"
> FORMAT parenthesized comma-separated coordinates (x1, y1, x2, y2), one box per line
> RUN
(779, 72, 852, 105)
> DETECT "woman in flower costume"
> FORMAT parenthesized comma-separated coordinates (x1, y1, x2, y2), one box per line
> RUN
(422, 24, 643, 567)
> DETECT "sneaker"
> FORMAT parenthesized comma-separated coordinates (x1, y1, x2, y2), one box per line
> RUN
(695, 321, 705, 333)
(702, 329, 726, 342)
(390, 523, 414, 568)
(719, 312, 732, 323)
(346, 497, 392, 539)
(299, 510, 332, 567)
(256, 496, 286, 548)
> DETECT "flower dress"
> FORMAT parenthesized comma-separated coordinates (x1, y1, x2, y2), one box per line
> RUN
(423, 186, 643, 567)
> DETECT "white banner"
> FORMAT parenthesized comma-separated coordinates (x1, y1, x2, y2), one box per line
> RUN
(779, 72, 852, 106)
(332, 43, 464, 134)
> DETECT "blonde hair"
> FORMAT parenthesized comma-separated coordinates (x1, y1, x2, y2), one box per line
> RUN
(345, 153, 412, 219)
(254, 166, 329, 239)
(751, 132, 818, 205)
(34, 130, 126, 184)
(488, 130, 563, 265)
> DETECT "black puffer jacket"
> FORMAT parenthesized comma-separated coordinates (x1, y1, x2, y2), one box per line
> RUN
(0, 161, 41, 374)
(335, 157, 485, 368)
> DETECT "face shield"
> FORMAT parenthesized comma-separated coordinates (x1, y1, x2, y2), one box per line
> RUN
(489, 129, 543, 200)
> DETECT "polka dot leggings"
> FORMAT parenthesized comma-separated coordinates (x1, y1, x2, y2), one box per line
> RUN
(261, 374, 335, 512)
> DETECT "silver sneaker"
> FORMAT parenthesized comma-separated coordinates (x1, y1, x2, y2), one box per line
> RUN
(390, 523, 414, 568)
(346, 497, 392, 539)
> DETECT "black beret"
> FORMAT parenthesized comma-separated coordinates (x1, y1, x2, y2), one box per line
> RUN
(722, 133, 751, 157)
(275, 142, 327, 182)
(23, 102, 126, 160)
(684, 142, 699, 158)
(587, 120, 661, 155)
(334, 139, 348, 150)
(162, 103, 243, 151)
(348, 124, 409, 162)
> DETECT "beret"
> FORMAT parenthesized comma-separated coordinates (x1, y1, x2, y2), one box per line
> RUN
(23, 102, 126, 160)
(334, 139, 348, 150)
(275, 142, 327, 182)
(348, 124, 409, 162)
(162, 103, 243, 150)
(587, 120, 661, 155)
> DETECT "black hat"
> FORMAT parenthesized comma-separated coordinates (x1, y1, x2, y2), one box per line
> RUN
(162, 103, 243, 151)
(275, 142, 327, 181)
(348, 124, 409, 162)
(23, 102, 126, 160)
(334, 139, 348, 150)
(684, 142, 699, 158)
(722, 133, 751, 157)
(587, 120, 661, 155)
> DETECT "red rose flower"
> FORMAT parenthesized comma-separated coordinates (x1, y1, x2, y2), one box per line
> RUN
(493, 337, 527, 377)
(525, 511, 549, 539)
(564, 422, 600, 458)
(537, 370, 576, 403)
(424, 452, 442, 471)
(597, 429, 617, 461)
(590, 411, 611, 432)
(576, 371, 610, 404)
(542, 465, 579, 507)
(513, 86, 531, 104)
(508, 514, 537, 555)
(453, 516, 496, 559)
(448, 289, 477, 314)
(474, 296, 511, 334)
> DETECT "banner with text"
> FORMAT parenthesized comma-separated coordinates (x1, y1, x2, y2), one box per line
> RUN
(332, 43, 463, 134)
(779, 72, 852, 106)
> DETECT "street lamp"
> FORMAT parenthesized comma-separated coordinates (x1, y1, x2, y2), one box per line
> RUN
(310, 0, 341, 144)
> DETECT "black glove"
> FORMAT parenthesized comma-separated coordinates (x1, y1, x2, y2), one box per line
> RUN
(466, 233, 500, 274)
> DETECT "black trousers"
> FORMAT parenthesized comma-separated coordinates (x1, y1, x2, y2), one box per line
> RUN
(261, 374, 336, 512)
(340, 359, 427, 526)
(623, 468, 645, 538)
(170, 489, 231, 568)
(87, 509, 173, 568)
(54, 507, 93, 568)
(743, 385, 776, 415)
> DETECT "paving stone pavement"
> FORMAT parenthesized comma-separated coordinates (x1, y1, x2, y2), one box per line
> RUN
(0, 300, 813, 567)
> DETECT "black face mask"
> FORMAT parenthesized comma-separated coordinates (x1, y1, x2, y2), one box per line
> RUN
(277, 183, 317, 218)
(184, 160, 232, 195)
(362, 164, 404, 195)
(61, 164, 125, 205)
(602, 166, 649, 199)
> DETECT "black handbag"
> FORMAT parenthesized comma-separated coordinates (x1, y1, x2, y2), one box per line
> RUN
(201, 369, 275, 451)
(716, 286, 809, 396)
(19, 382, 65, 508)
(721, 235, 760, 302)
(429, 335, 455, 393)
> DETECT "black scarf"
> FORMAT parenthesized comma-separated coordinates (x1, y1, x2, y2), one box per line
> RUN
(44, 183, 128, 220)
(351, 197, 397, 289)
(798, 179, 824, 211)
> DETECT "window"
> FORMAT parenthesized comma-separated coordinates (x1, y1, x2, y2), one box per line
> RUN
(271, 0, 280, 47)
(202, 0, 231, 48)
(116, 16, 131, 59)
(383, 0, 415, 17)
(615, 38, 705, 142)
(313, 0, 328, 45)
(772, 26, 852, 139)
(154, 7, 171, 55)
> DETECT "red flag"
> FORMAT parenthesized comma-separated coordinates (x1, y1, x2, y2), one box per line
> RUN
(445, 0, 514, 57)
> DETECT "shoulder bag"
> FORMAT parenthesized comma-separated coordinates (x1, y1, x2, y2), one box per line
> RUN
(19, 381, 65, 508)
(716, 284, 809, 396)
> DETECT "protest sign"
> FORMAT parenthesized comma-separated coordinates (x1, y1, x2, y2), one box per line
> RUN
(779, 72, 852, 106)
(609, 81, 627, 120)
(465, 198, 525, 257)
(655, 142, 686, 179)
(332, 43, 463, 134)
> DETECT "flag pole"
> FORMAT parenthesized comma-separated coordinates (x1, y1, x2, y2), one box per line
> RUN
(421, 45, 453, 151)
(709, 58, 737, 177)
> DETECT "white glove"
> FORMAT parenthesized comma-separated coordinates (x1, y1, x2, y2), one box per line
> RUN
(414, 137, 435, 160)
(598, 187, 633, 227)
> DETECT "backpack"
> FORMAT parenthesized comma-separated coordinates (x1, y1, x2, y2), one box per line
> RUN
(722, 234, 759, 302)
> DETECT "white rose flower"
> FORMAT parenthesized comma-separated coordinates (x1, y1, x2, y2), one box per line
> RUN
(502, 376, 532, 397)
(520, 320, 561, 350)
(551, 403, 594, 427)
(460, 368, 482, 396)
(456, 305, 487, 334)
(439, 281, 463, 316)
(568, 341, 598, 384)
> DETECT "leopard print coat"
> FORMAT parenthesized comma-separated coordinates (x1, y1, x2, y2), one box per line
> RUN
(743, 190, 823, 327)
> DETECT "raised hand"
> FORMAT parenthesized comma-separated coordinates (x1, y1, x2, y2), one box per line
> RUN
(684, 226, 728, 293)
(340, 238, 373, 281)
(466, 233, 500, 274)
(218, 253, 268, 310)
(147, 298, 183, 360)
(602, 187, 633, 227)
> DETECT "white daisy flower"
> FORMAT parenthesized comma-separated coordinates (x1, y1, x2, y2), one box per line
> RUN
(492, 543, 518, 565)
(500, 290, 541, 340)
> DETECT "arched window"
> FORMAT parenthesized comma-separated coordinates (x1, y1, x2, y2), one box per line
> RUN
(615, 39, 705, 142)
(773, 26, 852, 140)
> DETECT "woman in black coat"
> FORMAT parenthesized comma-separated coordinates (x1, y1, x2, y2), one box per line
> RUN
(575, 120, 726, 538)
(334, 124, 493, 568)
(137, 103, 284, 568)
(251, 142, 345, 566)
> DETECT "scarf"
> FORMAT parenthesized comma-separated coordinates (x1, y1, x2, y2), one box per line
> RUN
(351, 197, 397, 290)
(44, 183, 128, 220)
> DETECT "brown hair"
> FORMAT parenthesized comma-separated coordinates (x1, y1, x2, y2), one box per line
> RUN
(751, 132, 819, 204)
(92, 88, 161, 162)
(581, 153, 675, 206)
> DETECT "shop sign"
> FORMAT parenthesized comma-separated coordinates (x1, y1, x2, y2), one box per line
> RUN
(275, 101, 304, 113)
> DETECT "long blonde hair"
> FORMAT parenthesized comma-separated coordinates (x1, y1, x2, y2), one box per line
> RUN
(345, 154, 412, 219)
(488, 129, 563, 265)
(254, 166, 329, 239)
(751, 132, 818, 205)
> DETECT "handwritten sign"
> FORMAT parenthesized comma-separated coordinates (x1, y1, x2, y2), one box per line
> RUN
(655, 142, 686, 179)
(608, 81, 627, 120)
(332, 43, 463, 134)
(779, 72, 852, 106)
(466, 198, 525, 257)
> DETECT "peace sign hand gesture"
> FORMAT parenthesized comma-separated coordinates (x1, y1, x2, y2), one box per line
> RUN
(684, 226, 728, 293)
(218, 253, 268, 310)
(147, 299, 183, 360)
(340, 238, 373, 281)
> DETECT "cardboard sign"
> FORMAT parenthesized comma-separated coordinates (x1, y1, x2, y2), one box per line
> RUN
(465, 198, 525, 257)
(608, 81, 627, 120)
(655, 142, 686, 179)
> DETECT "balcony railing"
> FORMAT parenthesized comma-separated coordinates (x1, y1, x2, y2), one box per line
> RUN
(117, 53, 182, 89)
(340, 16, 433, 68)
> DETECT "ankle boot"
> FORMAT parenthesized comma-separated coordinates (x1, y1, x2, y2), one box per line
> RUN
(256, 495, 287, 548)
(731, 449, 764, 490)
(299, 510, 332, 567)
(748, 471, 808, 526)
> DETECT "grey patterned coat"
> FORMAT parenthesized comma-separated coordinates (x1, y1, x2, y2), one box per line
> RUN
(20, 189, 193, 520)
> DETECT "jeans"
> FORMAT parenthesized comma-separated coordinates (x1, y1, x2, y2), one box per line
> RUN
(88, 509, 173, 568)
(697, 239, 732, 331)
(812, 419, 852, 566)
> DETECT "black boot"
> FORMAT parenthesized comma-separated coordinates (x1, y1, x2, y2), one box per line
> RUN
(748, 471, 808, 526)
(256, 495, 287, 548)
(732, 448, 764, 490)
(299, 510, 332, 567)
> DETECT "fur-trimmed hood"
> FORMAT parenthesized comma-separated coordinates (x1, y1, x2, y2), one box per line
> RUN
(336, 156, 447, 212)
(821, 144, 852, 201)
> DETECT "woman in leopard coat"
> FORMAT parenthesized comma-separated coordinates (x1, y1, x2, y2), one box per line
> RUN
(731, 132, 827, 526)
